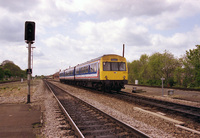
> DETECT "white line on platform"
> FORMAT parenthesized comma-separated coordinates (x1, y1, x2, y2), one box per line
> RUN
(133, 107, 185, 125)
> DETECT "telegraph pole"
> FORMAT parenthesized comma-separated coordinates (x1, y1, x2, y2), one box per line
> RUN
(122, 44, 125, 57)
(25, 21, 35, 103)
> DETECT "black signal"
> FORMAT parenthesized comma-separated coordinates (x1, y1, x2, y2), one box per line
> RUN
(25, 21, 35, 41)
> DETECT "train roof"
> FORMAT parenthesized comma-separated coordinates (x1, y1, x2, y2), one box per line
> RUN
(60, 54, 125, 72)
(76, 54, 124, 67)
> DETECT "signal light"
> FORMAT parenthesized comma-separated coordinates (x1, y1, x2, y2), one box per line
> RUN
(25, 21, 35, 41)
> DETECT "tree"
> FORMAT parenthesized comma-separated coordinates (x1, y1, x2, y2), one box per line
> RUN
(138, 54, 149, 84)
(162, 51, 180, 87)
(173, 65, 184, 87)
(1, 60, 26, 80)
(184, 45, 200, 87)
(3, 62, 22, 77)
(0, 67, 4, 80)
(147, 52, 163, 85)
(128, 51, 181, 86)
(128, 54, 149, 84)
(127, 47, 199, 88)
(128, 60, 140, 83)
(4, 69, 12, 78)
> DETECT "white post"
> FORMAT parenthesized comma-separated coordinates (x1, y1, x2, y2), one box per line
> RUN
(161, 77, 165, 97)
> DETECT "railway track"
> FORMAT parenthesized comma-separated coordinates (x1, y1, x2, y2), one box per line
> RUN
(51, 80, 200, 121)
(44, 80, 150, 138)
(116, 91, 200, 122)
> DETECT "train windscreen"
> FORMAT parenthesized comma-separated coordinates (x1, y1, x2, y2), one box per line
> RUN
(103, 62, 126, 71)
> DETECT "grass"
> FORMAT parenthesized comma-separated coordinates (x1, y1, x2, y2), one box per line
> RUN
(0, 79, 41, 98)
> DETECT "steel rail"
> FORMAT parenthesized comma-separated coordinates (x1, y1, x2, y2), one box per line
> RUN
(118, 91, 200, 121)
(44, 80, 84, 138)
(45, 80, 150, 138)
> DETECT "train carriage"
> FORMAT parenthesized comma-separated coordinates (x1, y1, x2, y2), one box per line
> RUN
(75, 60, 99, 81)
(59, 54, 128, 92)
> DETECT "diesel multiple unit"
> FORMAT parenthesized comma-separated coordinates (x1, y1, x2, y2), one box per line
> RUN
(59, 54, 128, 92)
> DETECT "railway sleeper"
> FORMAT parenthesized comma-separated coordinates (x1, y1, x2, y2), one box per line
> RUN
(82, 128, 118, 137)
(79, 124, 116, 131)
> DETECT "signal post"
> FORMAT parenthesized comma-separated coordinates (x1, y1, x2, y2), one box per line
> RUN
(24, 21, 35, 103)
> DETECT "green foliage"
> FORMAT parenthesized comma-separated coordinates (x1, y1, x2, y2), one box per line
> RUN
(4, 69, 12, 78)
(3, 63, 22, 77)
(173, 66, 184, 86)
(148, 52, 163, 80)
(0, 67, 5, 80)
(184, 45, 200, 87)
(128, 54, 150, 84)
(128, 47, 200, 88)
(0, 61, 26, 81)
(128, 51, 182, 87)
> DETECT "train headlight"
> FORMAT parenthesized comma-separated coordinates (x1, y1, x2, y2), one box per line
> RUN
(105, 76, 108, 80)
(123, 76, 126, 80)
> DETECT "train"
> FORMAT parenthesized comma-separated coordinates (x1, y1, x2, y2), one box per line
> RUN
(59, 54, 128, 92)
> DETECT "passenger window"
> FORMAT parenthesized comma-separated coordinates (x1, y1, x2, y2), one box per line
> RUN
(86, 66, 89, 73)
(70, 70, 73, 75)
(82, 66, 89, 74)
(90, 63, 97, 72)
(93, 63, 97, 72)
(80, 67, 83, 74)
(76, 68, 79, 75)
(90, 64, 94, 72)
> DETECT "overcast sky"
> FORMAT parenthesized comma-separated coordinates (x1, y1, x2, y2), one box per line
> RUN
(0, 0, 200, 76)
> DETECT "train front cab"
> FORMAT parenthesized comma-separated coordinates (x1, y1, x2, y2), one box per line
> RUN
(99, 55, 128, 91)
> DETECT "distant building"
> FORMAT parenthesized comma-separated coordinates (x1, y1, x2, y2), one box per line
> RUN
(53, 72, 59, 79)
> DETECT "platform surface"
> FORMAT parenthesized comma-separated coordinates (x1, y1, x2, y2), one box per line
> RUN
(0, 104, 41, 138)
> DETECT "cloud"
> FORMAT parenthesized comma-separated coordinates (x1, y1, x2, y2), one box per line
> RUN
(142, 0, 200, 31)
(149, 25, 200, 57)
(152, 25, 200, 48)
(0, 41, 27, 69)
(0, 18, 23, 42)
(0, 0, 200, 76)
(0, 0, 40, 13)
(77, 18, 150, 46)
(59, 0, 180, 19)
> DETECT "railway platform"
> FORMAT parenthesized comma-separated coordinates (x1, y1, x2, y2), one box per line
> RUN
(0, 104, 41, 138)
